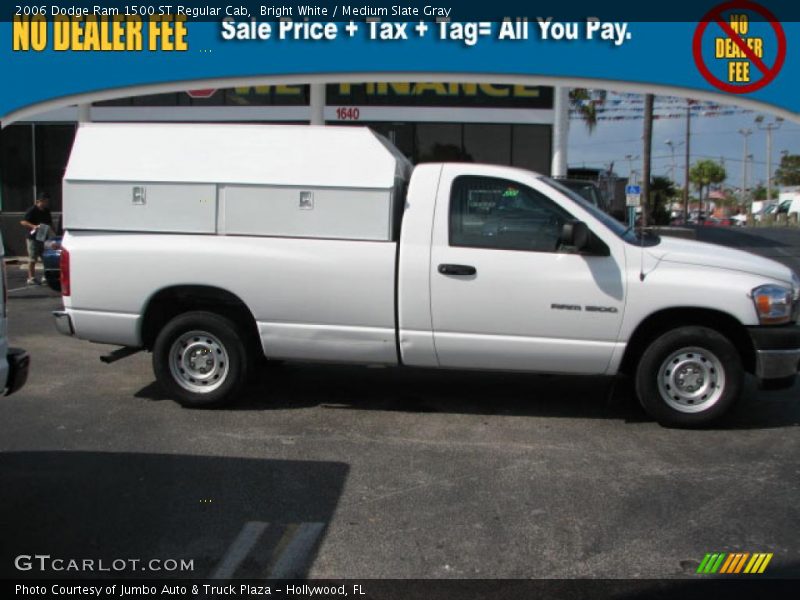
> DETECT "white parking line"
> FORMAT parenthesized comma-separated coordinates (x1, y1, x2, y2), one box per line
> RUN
(268, 522, 325, 579)
(210, 521, 269, 580)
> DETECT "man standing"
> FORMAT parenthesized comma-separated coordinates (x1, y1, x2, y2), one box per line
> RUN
(20, 192, 53, 285)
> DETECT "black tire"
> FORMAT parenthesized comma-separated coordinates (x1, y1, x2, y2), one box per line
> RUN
(153, 311, 248, 408)
(635, 326, 743, 427)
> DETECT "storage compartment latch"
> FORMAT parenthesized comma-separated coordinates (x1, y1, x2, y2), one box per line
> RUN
(299, 191, 314, 210)
(132, 186, 146, 205)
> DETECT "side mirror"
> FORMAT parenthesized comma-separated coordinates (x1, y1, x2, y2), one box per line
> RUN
(559, 220, 590, 251)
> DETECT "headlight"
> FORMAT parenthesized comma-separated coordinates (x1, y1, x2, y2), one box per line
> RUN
(793, 272, 800, 321)
(752, 284, 794, 325)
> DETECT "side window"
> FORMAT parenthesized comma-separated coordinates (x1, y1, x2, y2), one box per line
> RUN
(449, 176, 574, 252)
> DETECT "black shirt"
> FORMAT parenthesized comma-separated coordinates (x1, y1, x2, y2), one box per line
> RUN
(24, 205, 53, 239)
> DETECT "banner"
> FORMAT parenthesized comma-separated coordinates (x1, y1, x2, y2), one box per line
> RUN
(2, 1, 798, 122)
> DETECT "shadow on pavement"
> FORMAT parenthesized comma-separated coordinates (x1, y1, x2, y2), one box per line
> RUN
(0, 451, 348, 579)
(135, 363, 800, 429)
(136, 364, 643, 421)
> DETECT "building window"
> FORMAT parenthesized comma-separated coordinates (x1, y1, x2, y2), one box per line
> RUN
(0, 124, 34, 213)
(415, 123, 465, 163)
(34, 124, 76, 213)
(463, 124, 511, 165)
(512, 124, 552, 175)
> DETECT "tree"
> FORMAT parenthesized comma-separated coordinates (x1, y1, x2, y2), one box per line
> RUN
(775, 154, 800, 186)
(569, 89, 606, 132)
(752, 184, 779, 201)
(689, 160, 726, 209)
(649, 176, 678, 225)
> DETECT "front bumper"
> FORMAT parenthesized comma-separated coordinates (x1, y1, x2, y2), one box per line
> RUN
(748, 325, 800, 380)
(53, 310, 74, 336)
(5, 348, 30, 396)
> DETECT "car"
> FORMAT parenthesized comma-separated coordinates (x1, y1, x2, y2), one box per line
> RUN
(0, 234, 30, 396)
(53, 123, 800, 427)
(776, 197, 800, 217)
(703, 216, 732, 227)
(731, 214, 748, 227)
(42, 238, 62, 292)
(754, 203, 778, 222)
(687, 211, 706, 224)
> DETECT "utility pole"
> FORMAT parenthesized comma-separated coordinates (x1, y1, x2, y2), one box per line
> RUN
(683, 100, 692, 223)
(755, 115, 784, 203)
(738, 128, 752, 207)
(642, 94, 654, 227)
(625, 154, 639, 226)
(551, 87, 570, 178)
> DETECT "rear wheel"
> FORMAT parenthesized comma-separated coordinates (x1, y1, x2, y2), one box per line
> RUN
(635, 326, 743, 427)
(153, 311, 248, 408)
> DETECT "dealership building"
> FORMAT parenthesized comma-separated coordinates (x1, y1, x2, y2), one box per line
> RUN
(0, 82, 555, 255)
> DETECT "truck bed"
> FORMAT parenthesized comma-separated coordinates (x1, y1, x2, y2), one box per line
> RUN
(63, 231, 400, 365)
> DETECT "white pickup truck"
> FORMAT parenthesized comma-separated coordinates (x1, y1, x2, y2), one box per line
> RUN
(53, 123, 800, 426)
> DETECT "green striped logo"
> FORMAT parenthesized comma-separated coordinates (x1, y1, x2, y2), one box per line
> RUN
(697, 552, 773, 574)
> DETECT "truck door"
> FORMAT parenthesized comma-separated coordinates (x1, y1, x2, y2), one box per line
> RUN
(429, 166, 626, 374)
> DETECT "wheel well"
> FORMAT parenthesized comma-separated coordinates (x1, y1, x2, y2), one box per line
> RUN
(620, 308, 756, 375)
(140, 285, 260, 352)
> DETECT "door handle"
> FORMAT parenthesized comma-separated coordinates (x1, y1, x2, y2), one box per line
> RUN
(438, 264, 477, 276)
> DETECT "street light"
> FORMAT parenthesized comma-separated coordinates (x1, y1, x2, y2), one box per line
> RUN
(738, 128, 752, 205)
(625, 154, 639, 181)
(665, 139, 684, 182)
(755, 115, 784, 204)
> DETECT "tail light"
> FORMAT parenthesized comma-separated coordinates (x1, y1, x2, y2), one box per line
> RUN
(60, 247, 71, 296)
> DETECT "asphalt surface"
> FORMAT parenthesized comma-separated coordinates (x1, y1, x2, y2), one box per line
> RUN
(1, 227, 799, 580)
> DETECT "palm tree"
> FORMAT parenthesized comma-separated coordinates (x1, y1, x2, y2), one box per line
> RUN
(551, 88, 605, 180)
(649, 176, 678, 225)
(689, 160, 727, 213)
(569, 89, 606, 132)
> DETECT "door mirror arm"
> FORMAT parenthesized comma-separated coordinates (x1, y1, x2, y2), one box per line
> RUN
(559, 220, 610, 257)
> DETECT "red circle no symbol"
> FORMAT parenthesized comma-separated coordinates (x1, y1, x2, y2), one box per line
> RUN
(693, 0, 786, 94)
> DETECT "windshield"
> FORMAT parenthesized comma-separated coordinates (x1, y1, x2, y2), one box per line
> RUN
(540, 176, 658, 246)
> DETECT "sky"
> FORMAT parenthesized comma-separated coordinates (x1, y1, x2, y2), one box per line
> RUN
(567, 100, 800, 191)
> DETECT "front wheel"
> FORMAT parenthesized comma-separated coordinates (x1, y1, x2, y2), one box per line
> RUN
(153, 311, 248, 408)
(635, 326, 743, 427)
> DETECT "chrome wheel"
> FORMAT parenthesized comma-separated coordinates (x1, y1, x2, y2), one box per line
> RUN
(168, 330, 230, 394)
(657, 346, 725, 414)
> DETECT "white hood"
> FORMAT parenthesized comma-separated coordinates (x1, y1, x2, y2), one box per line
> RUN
(647, 236, 795, 285)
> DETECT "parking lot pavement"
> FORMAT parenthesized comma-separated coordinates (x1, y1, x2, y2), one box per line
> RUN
(1, 244, 799, 580)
